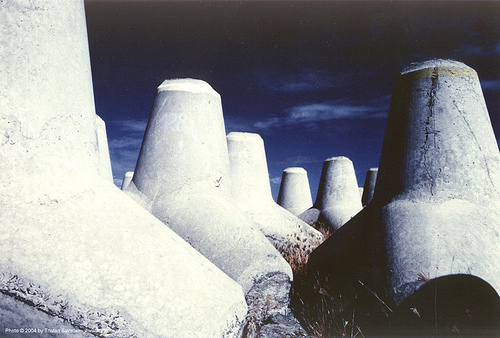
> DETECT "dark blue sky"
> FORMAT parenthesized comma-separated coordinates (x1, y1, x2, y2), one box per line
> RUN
(84, 0, 500, 200)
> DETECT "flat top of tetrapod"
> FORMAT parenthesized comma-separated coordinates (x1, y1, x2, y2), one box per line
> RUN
(325, 156, 351, 163)
(157, 78, 220, 97)
(401, 59, 474, 75)
(226, 132, 263, 143)
(284, 167, 307, 174)
(124, 171, 134, 177)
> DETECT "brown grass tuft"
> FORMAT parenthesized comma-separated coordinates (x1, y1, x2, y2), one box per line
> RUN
(284, 227, 389, 337)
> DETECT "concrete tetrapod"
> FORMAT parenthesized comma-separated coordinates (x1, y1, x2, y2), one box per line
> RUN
(309, 60, 500, 333)
(227, 133, 323, 261)
(0, 1, 248, 336)
(361, 167, 378, 206)
(277, 167, 314, 216)
(299, 156, 363, 232)
(95, 115, 113, 183)
(121, 171, 134, 190)
(124, 79, 293, 325)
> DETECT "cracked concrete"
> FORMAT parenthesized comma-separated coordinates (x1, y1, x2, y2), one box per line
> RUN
(309, 60, 500, 309)
(422, 70, 440, 196)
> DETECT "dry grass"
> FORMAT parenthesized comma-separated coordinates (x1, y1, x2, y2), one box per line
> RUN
(280, 226, 357, 337)
(313, 220, 336, 240)
(274, 221, 500, 337)
(289, 270, 369, 337)
(287, 245, 500, 337)
(276, 226, 325, 276)
(283, 226, 390, 337)
(242, 297, 274, 338)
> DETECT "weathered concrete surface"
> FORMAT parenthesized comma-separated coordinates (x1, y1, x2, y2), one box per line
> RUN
(0, 187, 249, 337)
(95, 115, 113, 183)
(0, 293, 95, 338)
(299, 157, 362, 231)
(121, 171, 134, 190)
(277, 167, 313, 216)
(0, 291, 93, 337)
(0, 1, 248, 336)
(382, 199, 500, 305)
(361, 167, 378, 206)
(377, 59, 500, 305)
(125, 79, 293, 320)
(227, 132, 323, 260)
(309, 60, 500, 309)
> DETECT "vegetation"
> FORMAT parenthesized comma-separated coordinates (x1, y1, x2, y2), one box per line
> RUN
(283, 223, 500, 337)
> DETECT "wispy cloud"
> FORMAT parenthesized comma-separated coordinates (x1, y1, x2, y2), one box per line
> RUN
(458, 43, 500, 58)
(112, 119, 148, 133)
(258, 69, 334, 93)
(108, 119, 147, 187)
(275, 155, 320, 167)
(481, 79, 500, 92)
(286, 102, 385, 121)
(253, 99, 388, 130)
(110, 141, 142, 188)
(269, 176, 282, 185)
(224, 116, 256, 134)
(108, 136, 144, 149)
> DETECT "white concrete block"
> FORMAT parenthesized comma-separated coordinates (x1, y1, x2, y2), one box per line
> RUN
(277, 167, 314, 216)
(300, 156, 363, 231)
(0, 1, 247, 336)
(378, 59, 500, 304)
(309, 60, 500, 309)
(125, 79, 293, 317)
(227, 132, 323, 258)
(121, 171, 134, 190)
(361, 167, 378, 206)
(95, 115, 113, 182)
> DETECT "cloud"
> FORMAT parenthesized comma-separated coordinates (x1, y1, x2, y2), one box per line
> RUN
(224, 116, 256, 134)
(286, 103, 383, 121)
(269, 176, 282, 185)
(108, 136, 144, 149)
(458, 43, 500, 58)
(481, 80, 500, 92)
(113, 177, 124, 187)
(253, 99, 388, 130)
(253, 117, 282, 130)
(111, 119, 148, 133)
(275, 155, 319, 167)
(258, 69, 334, 93)
(109, 140, 142, 186)
(108, 119, 147, 187)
